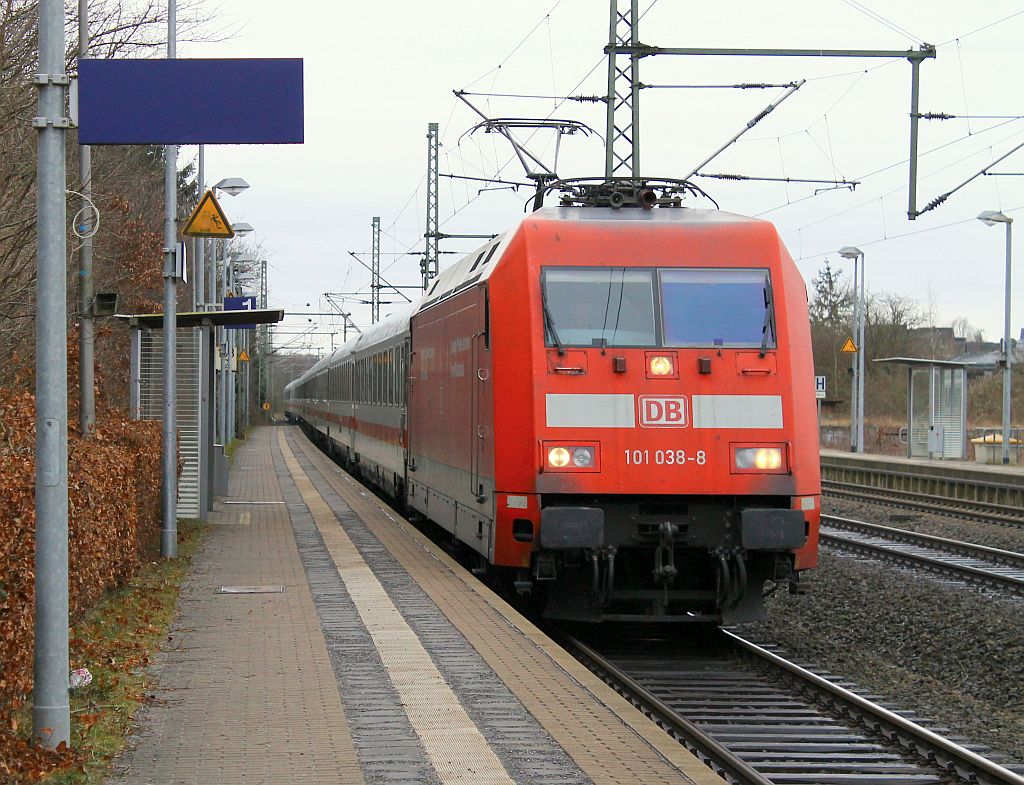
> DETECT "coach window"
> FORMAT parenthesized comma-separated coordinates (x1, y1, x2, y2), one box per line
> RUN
(660, 268, 775, 348)
(375, 355, 381, 404)
(542, 267, 656, 347)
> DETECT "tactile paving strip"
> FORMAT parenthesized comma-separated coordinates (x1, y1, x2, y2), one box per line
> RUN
(286, 428, 720, 785)
(274, 438, 442, 785)
(283, 433, 592, 785)
(278, 432, 521, 785)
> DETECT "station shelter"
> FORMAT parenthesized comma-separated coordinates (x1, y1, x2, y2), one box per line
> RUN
(874, 357, 980, 460)
(117, 309, 283, 519)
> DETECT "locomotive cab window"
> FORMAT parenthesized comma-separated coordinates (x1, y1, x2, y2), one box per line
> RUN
(542, 268, 656, 347)
(660, 268, 775, 349)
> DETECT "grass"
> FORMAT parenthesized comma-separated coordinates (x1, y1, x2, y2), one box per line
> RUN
(28, 519, 206, 785)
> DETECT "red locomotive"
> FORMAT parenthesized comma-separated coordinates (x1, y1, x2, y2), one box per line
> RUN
(285, 181, 820, 623)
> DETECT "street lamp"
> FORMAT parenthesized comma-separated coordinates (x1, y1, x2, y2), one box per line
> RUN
(839, 246, 866, 453)
(205, 179, 250, 309)
(214, 176, 250, 197)
(977, 210, 1014, 464)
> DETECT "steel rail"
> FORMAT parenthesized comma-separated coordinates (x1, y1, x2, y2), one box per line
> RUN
(820, 530, 1024, 595)
(564, 635, 775, 785)
(823, 480, 1024, 527)
(823, 514, 1024, 568)
(723, 630, 1024, 785)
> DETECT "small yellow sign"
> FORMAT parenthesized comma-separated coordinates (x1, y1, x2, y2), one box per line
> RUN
(841, 337, 858, 353)
(238, 349, 250, 362)
(262, 402, 271, 412)
(182, 190, 234, 238)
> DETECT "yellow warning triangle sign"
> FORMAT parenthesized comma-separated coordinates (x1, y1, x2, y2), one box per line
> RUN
(238, 350, 250, 362)
(182, 190, 234, 238)
(841, 337, 858, 353)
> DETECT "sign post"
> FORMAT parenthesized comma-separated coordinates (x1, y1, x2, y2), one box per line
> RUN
(842, 337, 858, 451)
(34, 0, 71, 749)
(815, 375, 827, 433)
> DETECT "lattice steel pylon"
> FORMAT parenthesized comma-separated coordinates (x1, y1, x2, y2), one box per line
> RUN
(605, 0, 641, 177)
(422, 122, 440, 290)
(371, 216, 381, 323)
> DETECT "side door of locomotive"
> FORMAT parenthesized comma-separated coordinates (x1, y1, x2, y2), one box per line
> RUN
(470, 285, 493, 503)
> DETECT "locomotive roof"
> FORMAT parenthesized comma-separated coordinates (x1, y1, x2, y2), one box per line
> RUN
(286, 206, 775, 391)
(418, 206, 769, 309)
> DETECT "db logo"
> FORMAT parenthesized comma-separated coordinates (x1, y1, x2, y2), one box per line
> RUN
(639, 395, 689, 428)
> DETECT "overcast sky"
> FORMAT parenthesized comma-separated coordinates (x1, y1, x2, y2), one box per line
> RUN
(182, 0, 1024, 355)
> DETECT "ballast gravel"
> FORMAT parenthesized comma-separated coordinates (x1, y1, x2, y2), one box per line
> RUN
(737, 496, 1024, 768)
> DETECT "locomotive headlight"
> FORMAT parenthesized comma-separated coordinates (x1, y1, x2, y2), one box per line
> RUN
(543, 442, 600, 472)
(548, 447, 572, 468)
(648, 355, 675, 376)
(571, 446, 594, 467)
(734, 446, 785, 472)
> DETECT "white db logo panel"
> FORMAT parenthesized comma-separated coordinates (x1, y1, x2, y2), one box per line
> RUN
(639, 395, 689, 428)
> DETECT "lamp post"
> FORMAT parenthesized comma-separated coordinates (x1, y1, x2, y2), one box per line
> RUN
(227, 250, 257, 443)
(235, 271, 258, 435)
(977, 211, 1014, 464)
(839, 246, 866, 453)
(206, 179, 249, 451)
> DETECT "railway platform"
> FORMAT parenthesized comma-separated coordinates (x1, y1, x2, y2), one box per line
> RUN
(108, 425, 719, 785)
(821, 449, 1024, 509)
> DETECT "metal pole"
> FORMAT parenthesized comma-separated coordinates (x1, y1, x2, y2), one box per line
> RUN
(207, 214, 217, 311)
(227, 256, 235, 443)
(196, 147, 205, 308)
(371, 216, 381, 323)
(77, 0, 94, 437)
(629, 0, 640, 177)
(422, 123, 439, 290)
(33, 0, 70, 747)
(1002, 221, 1013, 464)
(245, 332, 250, 432)
(219, 240, 228, 445)
(604, 0, 617, 178)
(907, 58, 922, 219)
(850, 257, 859, 452)
(857, 252, 866, 453)
(160, 0, 178, 558)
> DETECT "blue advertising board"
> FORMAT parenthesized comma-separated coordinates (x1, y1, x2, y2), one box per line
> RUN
(77, 58, 303, 145)
(224, 296, 258, 330)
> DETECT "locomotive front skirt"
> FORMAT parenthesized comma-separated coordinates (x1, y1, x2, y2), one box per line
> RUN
(286, 205, 821, 624)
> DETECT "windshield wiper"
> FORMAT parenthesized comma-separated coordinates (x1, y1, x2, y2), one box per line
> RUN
(541, 286, 564, 355)
(760, 277, 775, 358)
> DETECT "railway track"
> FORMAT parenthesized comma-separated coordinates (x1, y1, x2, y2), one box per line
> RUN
(820, 515, 1024, 596)
(565, 630, 1024, 785)
(822, 480, 1024, 527)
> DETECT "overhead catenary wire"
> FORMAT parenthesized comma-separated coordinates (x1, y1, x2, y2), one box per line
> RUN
(337, 0, 1021, 338)
(838, 0, 926, 46)
(792, 203, 1022, 264)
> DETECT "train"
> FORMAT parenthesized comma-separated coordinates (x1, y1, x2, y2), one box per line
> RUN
(284, 180, 820, 624)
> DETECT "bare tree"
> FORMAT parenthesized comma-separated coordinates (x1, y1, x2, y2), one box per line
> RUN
(0, 0, 209, 390)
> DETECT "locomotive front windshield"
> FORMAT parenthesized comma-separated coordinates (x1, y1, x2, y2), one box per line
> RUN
(542, 267, 775, 349)
(542, 268, 657, 347)
(661, 269, 774, 348)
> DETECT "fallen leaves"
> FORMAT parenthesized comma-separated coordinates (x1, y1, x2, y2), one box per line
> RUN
(0, 387, 163, 782)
